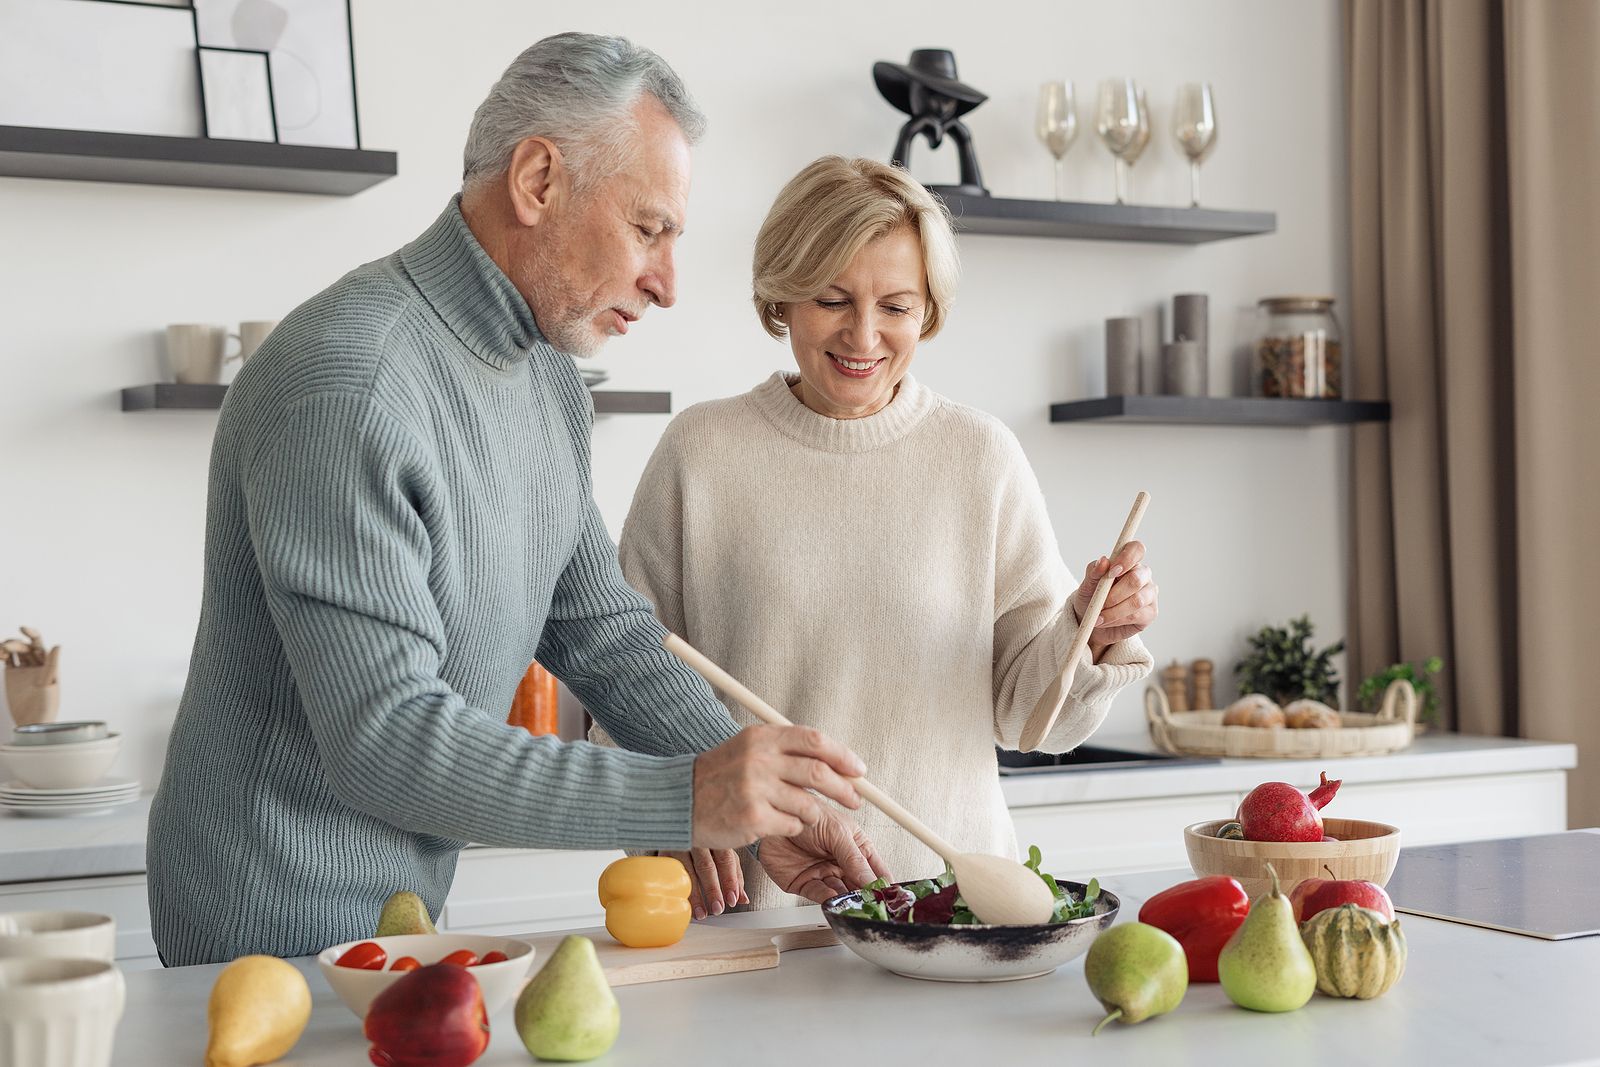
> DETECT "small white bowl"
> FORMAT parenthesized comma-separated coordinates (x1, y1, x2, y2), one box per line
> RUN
(316, 934, 534, 1019)
(0, 912, 116, 962)
(0, 736, 121, 790)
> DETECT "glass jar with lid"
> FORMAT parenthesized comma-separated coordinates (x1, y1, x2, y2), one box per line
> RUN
(1254, 296, 1343, 398)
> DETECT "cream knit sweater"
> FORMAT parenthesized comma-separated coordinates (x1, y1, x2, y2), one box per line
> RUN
(594, 372, 1152, 909)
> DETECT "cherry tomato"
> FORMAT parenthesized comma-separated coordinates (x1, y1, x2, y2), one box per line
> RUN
(335, 941, 387, 970)
(389, 956, 421, 972)
(476, 951, 508, 966)
(439, 949, 478, 968)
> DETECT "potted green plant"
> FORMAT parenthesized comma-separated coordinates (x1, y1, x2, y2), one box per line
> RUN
(1234, 615, 1343, 706)
(1357, 657, 1444, 727)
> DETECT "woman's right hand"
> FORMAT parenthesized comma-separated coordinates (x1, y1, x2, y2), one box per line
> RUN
(659, 848, 747, 918)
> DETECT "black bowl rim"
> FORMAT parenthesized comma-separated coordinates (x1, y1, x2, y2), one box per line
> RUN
(821, 877, 1120, 933)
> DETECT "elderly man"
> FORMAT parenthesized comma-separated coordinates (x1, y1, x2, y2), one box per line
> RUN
(147, 32, 884, 966)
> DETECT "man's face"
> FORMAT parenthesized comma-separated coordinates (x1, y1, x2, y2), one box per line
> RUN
(523, 98, 691, 357)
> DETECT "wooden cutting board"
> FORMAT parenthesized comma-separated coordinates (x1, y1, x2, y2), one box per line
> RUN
(521, 919, 837, 986)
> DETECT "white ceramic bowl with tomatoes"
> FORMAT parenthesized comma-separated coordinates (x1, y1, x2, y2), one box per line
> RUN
(316, 933, 534, 1018)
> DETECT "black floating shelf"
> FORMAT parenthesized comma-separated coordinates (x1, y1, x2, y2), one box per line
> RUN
(934, 192, 1275, 244)
(121, 384, 669, 415)
(0, 125, 396, 196)
(1049, 395, 1391, 426)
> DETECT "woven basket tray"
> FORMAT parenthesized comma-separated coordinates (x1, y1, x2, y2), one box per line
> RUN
(1145, 679, 1418, 759)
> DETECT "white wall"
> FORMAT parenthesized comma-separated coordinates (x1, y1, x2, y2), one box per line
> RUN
(0, 0, 1349, 790)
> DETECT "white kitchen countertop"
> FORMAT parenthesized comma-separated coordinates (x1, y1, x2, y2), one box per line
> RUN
(106, 857, 1600, 1066)
(999, 730, 1577, 807)
(0, 732, 1577, 884)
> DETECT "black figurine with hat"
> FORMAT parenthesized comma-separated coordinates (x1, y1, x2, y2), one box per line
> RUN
(872, 48, 989, 197)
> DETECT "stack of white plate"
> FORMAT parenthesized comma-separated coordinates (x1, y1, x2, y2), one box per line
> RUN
(0, 778, 141, 818)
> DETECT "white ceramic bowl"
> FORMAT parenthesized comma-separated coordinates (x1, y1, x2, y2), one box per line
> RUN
(0, 912, 116, 961)
(0, 736, 121, 790)
(10, 723, 109, 748)
(0, 957, 125, 1067)
(822, 880, 1120, 982)
(316, 933, 535, 1019)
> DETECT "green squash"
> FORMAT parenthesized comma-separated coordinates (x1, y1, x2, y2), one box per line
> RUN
(1299, 903, 1407, 999)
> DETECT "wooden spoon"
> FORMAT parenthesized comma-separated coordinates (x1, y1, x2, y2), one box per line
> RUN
(1017, 491, 1150, 752)
(665, 633, 1055, 926)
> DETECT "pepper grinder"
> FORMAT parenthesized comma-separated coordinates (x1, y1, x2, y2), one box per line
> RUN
(1161, 660, 1190, 713)
(1190, 658, 1214, 711)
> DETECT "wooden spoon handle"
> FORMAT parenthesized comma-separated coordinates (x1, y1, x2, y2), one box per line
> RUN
(1018, 491, 1150, 751)
(664, 632, 959, 864)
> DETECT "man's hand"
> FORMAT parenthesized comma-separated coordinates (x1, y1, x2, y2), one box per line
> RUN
(691, 725, 865, 848)
(757, 808, 891, 904)
(659, 848, 747, 919)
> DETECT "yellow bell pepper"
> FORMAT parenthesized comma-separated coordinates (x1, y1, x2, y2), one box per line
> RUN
(598, 856, 693, 948)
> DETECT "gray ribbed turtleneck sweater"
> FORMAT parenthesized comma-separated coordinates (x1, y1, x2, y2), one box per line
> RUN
(146, 198, 738, 966)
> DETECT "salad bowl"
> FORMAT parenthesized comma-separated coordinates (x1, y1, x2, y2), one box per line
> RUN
(822, 878, 1119, 983)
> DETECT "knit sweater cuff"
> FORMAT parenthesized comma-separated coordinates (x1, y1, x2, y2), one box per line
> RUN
(613, 752, 698, 851)
(1051, 606, 1154, 706)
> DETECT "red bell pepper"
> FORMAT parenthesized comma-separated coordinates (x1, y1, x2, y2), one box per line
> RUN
(1137, 875, 1250, 982)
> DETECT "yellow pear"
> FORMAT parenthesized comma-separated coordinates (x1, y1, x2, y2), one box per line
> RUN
(206, 955, 312, 1067)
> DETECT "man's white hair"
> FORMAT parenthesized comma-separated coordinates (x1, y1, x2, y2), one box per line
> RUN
(462, 32, 706, 194)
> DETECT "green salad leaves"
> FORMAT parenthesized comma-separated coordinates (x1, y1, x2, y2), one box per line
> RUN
(837, 845, 1101, 926)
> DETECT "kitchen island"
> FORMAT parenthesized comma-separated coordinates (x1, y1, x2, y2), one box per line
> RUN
(110, 860, 1600, 1066)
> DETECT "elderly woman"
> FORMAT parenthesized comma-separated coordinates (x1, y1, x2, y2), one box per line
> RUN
(597, 156, 1156, 916)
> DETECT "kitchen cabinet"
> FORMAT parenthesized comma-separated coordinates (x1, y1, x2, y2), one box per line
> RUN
(0, 873, 160, 971)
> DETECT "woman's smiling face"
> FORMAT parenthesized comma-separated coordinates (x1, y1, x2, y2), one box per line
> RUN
(784, 226, 928, 420)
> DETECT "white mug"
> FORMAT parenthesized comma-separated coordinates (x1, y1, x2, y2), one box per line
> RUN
(0, 912, 116, 962)
(164, 323, 238, 385)
(234, 319, 279, 363)
(0, 957, 125, 1067)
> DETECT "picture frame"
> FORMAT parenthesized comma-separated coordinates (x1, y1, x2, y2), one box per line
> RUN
(192, 0, 361, 149)
(0, 0, 204, 138)
(198, 46, 278, 142)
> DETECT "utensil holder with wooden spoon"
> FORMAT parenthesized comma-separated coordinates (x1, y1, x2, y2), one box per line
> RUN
(4, 664, 60, 728)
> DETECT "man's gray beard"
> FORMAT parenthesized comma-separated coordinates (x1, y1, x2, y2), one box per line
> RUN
(540, 306, 605, 359)
(524, 239, 606, 359)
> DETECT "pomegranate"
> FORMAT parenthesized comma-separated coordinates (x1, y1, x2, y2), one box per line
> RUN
(1237, 771, 1342, 842)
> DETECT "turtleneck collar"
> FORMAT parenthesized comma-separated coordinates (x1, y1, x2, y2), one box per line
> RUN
(747, 371, 938, 454)
(398, 195, 546, 372)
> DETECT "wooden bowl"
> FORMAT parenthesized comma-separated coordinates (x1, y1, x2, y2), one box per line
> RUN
(1184, 818, 1401, 899)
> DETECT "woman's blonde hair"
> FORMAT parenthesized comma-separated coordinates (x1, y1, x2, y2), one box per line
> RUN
(752, 156, 959, 341)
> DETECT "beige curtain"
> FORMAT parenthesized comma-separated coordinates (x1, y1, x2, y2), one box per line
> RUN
(1345, 0, 1600, 827)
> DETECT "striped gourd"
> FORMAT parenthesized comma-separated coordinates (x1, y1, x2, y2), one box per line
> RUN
(1299, 903, 1407, 999)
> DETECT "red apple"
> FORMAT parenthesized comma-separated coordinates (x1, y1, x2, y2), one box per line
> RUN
(365, 963, 489, 1067)
(1289, 866, 1395, 922)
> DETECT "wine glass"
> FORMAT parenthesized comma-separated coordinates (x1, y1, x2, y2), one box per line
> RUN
(1035, 81, 1078, 200)
(1096, 78, 1149, 204)
(1173, 82, 1218, 206)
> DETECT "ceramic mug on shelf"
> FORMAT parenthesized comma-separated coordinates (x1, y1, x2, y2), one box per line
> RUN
(0, 957, 125, 1067)
(0, 912, 117, 962)
(164, 323, 238, 385)
(234, 319, 279, 364)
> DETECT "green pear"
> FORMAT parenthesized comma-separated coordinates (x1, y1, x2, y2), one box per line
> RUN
(1083, 922, 1188, 1036)
(515, 935, 620, 1061)
(374, 890, 437, 937)
(1218, 862, 1318, 1012)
